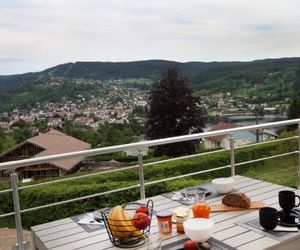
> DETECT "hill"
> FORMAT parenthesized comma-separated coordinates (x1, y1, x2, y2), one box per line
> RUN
(1, 58, 299, 92)
(0, 58, 300, 112)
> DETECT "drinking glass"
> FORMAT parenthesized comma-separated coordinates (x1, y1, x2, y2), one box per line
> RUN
(192, 191, 210, 218)
(195, 191, 206, 203)
(184, 187, 206, 203)
(145, 232, 162, 250)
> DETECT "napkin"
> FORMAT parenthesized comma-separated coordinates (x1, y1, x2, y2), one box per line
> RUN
(77, 213, 104, 226)
(171, 192, 185, 201)
(170, 191, 193, 201)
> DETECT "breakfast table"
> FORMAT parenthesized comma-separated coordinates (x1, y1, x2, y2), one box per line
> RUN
(31, 175, 300, 250)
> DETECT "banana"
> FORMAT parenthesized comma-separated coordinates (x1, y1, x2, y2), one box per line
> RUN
(121, 205, 143, 238)
(107, 205, 144, 239)
(107, 206, 118, 237)
(107, 205, 132, 239)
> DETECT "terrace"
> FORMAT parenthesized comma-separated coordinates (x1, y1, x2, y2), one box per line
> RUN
(1, 118, 300, 250)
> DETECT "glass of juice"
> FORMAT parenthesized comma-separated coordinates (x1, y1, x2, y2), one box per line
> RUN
(192, 191, 210, 218)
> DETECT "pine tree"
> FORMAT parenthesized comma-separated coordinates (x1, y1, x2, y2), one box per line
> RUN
(146, 68, 205, 156)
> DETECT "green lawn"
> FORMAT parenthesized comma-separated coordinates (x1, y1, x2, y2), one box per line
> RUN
(238, 155, 298, 188)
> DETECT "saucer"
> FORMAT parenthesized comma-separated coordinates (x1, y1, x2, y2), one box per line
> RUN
(278, 210, 300, 227)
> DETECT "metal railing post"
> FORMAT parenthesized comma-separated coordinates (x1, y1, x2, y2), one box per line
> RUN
(298, 124, 300, 189)
(230, 134, 235, 176)
(137, 150, 145, 200)
(11, 172, 25, 250)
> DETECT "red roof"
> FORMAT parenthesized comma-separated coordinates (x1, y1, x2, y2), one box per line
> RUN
(206, 122, 266, 142)
(207, 122, 237, 142)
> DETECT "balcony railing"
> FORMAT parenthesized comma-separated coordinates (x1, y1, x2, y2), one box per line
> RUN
(0, 118, 300, 250)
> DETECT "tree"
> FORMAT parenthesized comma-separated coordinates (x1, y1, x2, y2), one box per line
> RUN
(292, 67, 300, 96)
(288, 98, 300, 119)
(287, 98, 300, 130)
(252, 105, 265, 117)
(0, 128, 16, 153)
(287, 68, 300, 130)
(146, 68, 205, 156)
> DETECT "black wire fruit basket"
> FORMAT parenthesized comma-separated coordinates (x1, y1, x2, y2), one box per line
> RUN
(101, 199, 154, 248)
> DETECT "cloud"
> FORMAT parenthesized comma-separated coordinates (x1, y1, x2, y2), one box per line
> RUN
(0, 57, 30, 62)
(0, 0, 300, 74)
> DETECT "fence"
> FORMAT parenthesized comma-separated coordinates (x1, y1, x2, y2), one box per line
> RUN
(0, 118, 300, 250)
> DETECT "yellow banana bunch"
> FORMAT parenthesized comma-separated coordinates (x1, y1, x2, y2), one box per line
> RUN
(107, 205, 143, 239)
(121, 205, 144, 238)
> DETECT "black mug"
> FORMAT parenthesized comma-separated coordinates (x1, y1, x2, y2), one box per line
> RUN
(279, 190, 300, 212)
(259, 207, 280, 230)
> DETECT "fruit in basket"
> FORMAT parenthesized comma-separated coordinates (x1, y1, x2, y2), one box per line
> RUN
(107, 205, 144, 239)
(121, 205, 144, 238)
(183, 240, 199, 250)
(132, 212, 151, 230)
(136, 205, 149, 215)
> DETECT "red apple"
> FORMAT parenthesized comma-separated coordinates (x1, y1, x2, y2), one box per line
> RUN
(184, 240, 199, 250)
(136, 205, 149, 215)
(132, 212, 150, 230)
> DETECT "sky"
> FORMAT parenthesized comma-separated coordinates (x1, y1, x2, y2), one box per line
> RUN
(1, 0, 300, 75)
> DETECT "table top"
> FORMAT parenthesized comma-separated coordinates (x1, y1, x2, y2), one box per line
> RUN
(31, 175, 300, 250)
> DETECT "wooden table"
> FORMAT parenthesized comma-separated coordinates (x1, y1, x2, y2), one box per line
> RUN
(31, 175, 300, 250)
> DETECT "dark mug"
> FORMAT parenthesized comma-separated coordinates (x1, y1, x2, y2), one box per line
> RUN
(259, 207, 280, 230)
(279, 190, 300, 212)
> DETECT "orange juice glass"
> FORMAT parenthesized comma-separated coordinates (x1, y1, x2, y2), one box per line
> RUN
(192, 192, 210, 218)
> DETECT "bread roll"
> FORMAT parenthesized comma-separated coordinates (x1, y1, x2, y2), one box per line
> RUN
(222, 193, 251, 209)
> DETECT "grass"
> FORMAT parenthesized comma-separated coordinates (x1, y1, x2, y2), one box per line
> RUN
(237, 155, 298, 188)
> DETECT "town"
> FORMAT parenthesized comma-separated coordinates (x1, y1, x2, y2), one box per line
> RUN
(0, 76, 288, 135)
(0, 77, 151, 132)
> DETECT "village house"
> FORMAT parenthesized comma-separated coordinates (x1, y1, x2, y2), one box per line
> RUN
(48, 117, 63, 127)
(74, 116, 95, 127)
(0, 128, 91, 180)
(204, 122, 277, 149)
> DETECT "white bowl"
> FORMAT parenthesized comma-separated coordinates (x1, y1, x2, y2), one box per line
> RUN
(183, 218, 214, 243)
(212, 177, 234, 194)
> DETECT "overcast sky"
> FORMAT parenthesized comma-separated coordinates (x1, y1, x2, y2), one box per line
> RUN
(1, 0, 300, 75)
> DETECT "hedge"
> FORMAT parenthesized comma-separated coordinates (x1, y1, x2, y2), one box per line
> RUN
(0, 137, 297, 228)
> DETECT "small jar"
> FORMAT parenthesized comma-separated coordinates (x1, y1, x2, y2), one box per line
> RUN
(156, 211, 172, 234)
(174, 212, 189, 233)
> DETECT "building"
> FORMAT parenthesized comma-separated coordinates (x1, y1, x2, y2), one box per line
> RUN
(204, 122, 277, 149)
(0, 129, 91, 180)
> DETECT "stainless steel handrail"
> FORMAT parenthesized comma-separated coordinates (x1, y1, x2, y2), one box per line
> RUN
(1, 118, 300, 171)
(0, 136, 297, 195)
(0, 118, 300, 249)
